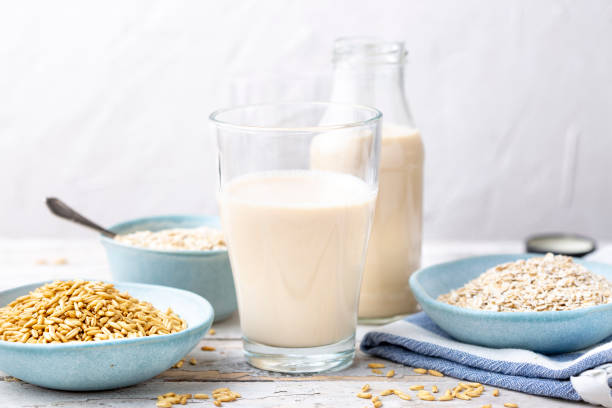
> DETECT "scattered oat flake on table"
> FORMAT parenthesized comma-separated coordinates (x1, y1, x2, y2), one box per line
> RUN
(368, 362, 385, 368)
(201, 345, 216, 351)
(209, 328, 216, 335)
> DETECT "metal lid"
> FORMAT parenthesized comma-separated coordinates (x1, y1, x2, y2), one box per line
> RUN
(525, 233, 597, 257)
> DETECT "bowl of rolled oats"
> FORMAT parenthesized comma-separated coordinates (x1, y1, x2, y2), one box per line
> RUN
(409, 253, 612, 353)
(100, 215, 236, 322)
(0, 279, 213, 391)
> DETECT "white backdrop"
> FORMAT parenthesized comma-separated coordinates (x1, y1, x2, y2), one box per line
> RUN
(1, 0, 611, 240)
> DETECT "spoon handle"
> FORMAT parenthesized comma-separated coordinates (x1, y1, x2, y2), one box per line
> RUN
(45, 197, 116, 238)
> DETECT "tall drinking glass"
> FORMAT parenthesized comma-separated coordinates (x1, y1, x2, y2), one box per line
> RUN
(210, 102, 382, 373)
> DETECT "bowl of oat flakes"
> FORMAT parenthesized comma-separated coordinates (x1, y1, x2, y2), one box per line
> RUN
(409, 253, 612, 353)
(100, 215, 236, 322)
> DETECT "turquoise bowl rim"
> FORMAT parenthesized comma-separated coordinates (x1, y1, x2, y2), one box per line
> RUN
(100, 214, 228, 257)
(409, 254, 612, 320)
(0, 279, 214, 350)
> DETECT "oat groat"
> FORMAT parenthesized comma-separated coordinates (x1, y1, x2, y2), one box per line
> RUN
(0, 280, 187, 343)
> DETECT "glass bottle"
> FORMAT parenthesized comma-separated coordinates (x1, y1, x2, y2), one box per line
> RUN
(330, 37, 424, 322)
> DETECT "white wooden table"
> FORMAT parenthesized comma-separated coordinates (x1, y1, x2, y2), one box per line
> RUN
(2, 238, 610, 408)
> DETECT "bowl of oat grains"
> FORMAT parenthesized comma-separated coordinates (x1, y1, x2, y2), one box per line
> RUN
(0, 279, 213, 391)
(409, 253, 612, 353)
(101, 215, 236, 322)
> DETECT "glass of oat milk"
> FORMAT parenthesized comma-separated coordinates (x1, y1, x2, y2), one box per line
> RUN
(210, 102, 382, 373)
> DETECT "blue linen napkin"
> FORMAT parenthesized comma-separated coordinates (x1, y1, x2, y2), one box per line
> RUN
(361, 312, 612, 407)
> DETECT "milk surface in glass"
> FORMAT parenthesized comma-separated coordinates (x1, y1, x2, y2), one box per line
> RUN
(218, 170, 376, 348)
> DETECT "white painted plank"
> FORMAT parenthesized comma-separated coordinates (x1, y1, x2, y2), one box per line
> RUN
(0, 337, 591, 407)
(0, 375, 588, 407)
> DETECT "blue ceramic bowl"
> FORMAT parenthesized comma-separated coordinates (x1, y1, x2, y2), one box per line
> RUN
(0, 281, 213, 391)
(100, 215, 237, 322)
(410, 254, 612, 354)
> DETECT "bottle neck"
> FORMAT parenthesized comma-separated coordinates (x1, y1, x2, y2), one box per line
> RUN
(330, 62, 414, 127)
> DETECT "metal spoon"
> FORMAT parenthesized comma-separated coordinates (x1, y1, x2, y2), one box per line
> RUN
(45, 197, 116, 238)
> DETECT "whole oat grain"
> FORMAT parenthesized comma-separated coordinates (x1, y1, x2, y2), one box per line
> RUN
(438, 253, 612, 312)
(0, 280, 187, 343)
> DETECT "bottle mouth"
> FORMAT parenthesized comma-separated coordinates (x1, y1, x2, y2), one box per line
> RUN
(209, 102, 382, 133)
(333, 37, 407, 65)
